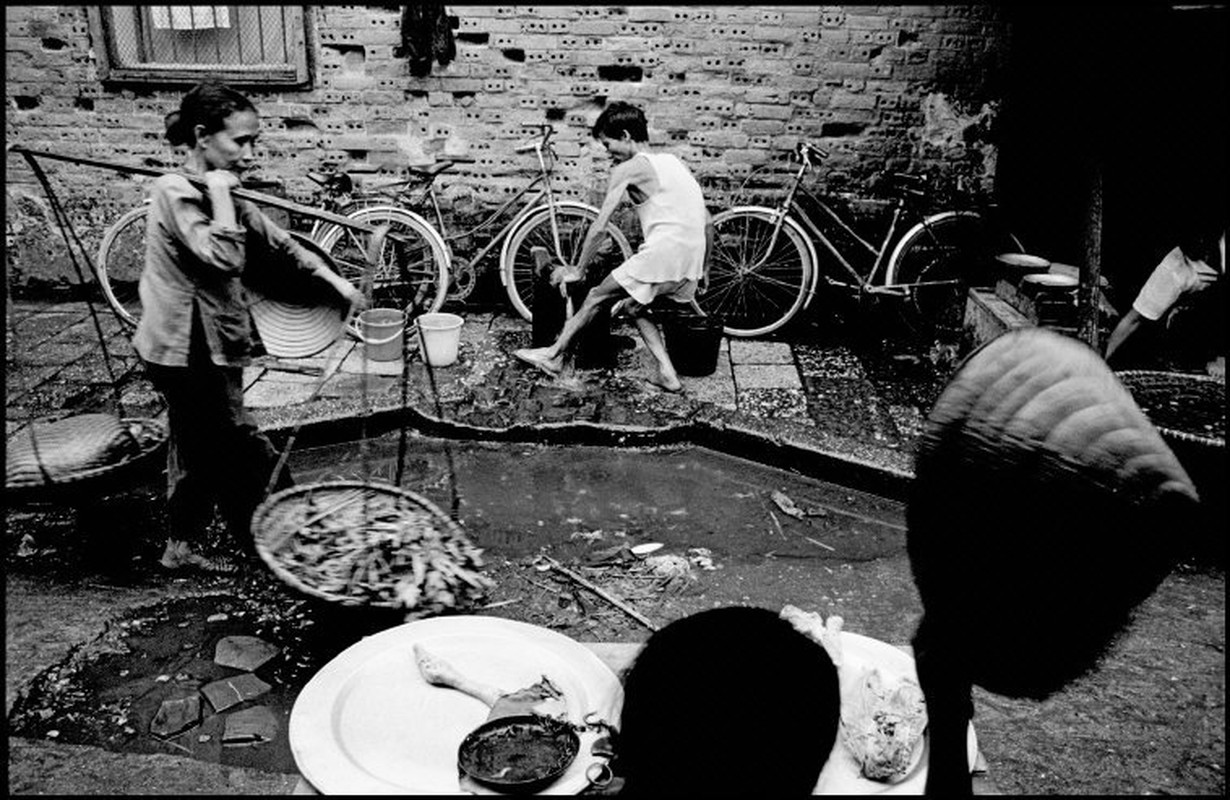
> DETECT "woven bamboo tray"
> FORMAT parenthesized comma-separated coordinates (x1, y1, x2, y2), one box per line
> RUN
(1116, 370, 1225, 449)
(4, 416, 168, 504)
(251, 480, 483, 610)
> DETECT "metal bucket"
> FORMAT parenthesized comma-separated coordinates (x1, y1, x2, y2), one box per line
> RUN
(348, 308, 406, 362)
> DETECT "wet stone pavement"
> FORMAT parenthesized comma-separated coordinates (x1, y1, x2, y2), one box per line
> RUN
(5, 299, 1224, 795)
(5, 301, 954, 475)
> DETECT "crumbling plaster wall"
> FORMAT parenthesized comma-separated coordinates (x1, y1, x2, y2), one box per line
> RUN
(6, 5, 1011, 294)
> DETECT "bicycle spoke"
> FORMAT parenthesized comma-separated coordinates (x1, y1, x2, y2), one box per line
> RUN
(314, 206, 449, 313)
(703, 209, 812, 336)
(501, 205, 633, 322)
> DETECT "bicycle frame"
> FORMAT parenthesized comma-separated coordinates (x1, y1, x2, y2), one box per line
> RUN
(313, 135, 581, 277)
(766, 163, 960, 300)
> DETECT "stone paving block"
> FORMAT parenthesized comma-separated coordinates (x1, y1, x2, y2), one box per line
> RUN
(732, 363, 803, 390)
(729, 339, 794, 365)
(338, 345, 406, 376)
(683, 356, 736, 411)
(243, 378, 318, 408)
(736, 387, 810, 422)
(214, 636, 280, 672)
(221, 705, 279, 747)
(149, 694, 201, 739)
(201, 673, 273, 713)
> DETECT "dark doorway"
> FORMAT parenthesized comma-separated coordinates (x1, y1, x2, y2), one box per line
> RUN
(996, 6, 1227, 307)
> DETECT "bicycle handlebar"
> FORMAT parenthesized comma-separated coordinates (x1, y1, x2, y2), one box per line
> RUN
(515, 122, 555, 153)
(796, 142, 829, 165)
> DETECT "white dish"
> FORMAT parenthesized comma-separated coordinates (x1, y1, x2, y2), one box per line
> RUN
(813, 632, 978, 795)
(289, 616, 624, 795)
(995, 253, 1051, 270)
(1022, 273, 1078, 288)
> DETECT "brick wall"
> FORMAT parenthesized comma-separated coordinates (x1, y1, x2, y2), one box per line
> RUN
(5, 5, 1010, 295)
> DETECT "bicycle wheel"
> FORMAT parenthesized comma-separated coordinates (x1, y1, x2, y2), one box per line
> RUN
(884, 211, 1023, 334)
(313, 205, 450, 314)
(96, 204, 149, 328)
(500, 202, 633, 322)
(701, 207, 816, 337)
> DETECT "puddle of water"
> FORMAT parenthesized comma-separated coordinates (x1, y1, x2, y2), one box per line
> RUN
(287, 435, 908, 564)
(6, 588, 405, 775)
(7, 436, 908, 776)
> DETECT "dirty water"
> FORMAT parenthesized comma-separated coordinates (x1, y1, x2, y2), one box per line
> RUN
(7, 435, 906, 775)
(287, 433, 907, 563)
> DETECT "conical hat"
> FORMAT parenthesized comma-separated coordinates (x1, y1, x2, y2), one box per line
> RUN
(246, 233, 348, 359)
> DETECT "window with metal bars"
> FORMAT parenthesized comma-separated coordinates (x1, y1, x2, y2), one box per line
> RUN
(87, 6, 311, 87)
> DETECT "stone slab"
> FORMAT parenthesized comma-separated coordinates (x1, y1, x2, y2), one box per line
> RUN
(243, 378, 318, 408)
(201, 673, 273, 713)
(732, 363, 803, 390)
(682, 355, 737, 411)
(149, 694, 201, 739)
(221, 705, 279, 747)
(214, 635, 280, 672)
(729, 339, 794, 365)
(736, 387, 811, 422)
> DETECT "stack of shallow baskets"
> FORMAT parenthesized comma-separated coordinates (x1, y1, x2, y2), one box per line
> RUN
(252, 480, 492, 616)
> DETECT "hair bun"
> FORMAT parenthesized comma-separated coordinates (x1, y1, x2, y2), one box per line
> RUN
(164, 110, 189, 146)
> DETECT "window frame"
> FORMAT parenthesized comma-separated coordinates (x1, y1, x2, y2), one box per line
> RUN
(86, 6, 315, 88)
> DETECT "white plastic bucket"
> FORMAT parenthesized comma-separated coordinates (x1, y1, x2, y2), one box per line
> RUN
(348, 308, 406, 362)
(417, 312, 464, 367)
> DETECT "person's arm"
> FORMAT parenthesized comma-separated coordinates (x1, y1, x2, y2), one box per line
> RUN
(155, 173, 247, 274)
(1103, 307, 1146, 365)
(239, 200, 365, 316)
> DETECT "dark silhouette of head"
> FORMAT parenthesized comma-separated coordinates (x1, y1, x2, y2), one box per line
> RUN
(591, 101, 649, 143)
(908, 328, 1200, 700)
(617, 605, 840, 796)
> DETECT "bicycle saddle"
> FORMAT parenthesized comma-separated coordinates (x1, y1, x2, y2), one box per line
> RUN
(306, 171, 353, 193)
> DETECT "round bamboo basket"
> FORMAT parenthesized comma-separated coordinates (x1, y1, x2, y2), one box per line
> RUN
(251, 480, 474, 609)
(1116, 370, 1225, 449)
(5, 416, 168, 504)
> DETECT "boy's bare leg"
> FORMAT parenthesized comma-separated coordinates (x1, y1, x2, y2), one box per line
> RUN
(633, 314, 683, 392)
(514, 274, 627, 373)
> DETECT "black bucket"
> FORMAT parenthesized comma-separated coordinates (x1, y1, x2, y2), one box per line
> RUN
(532, 268, 617, 369)
(663, 312, 725, 377)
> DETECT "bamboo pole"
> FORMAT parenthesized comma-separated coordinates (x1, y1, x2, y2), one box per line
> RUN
(539, 556, 660, 632)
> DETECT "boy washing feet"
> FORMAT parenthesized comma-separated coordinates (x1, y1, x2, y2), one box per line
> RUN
(513, 101, 712, 395)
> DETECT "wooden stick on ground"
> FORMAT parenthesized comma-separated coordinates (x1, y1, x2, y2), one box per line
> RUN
(540, 556, 660, 632)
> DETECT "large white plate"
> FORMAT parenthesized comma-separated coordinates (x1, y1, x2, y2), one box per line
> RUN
(813, 632, 978, 795)
(290, 616, 624, 795)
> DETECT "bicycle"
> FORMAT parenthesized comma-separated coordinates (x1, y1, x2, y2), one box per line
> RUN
(700, 141, 1023, 337)
(91, 177, 444, 328)
(307, 122, 636, 322)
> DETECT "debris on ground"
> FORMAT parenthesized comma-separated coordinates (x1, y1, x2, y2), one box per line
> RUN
(686, 547, 718, 571)
(771, 489, 807, 519)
